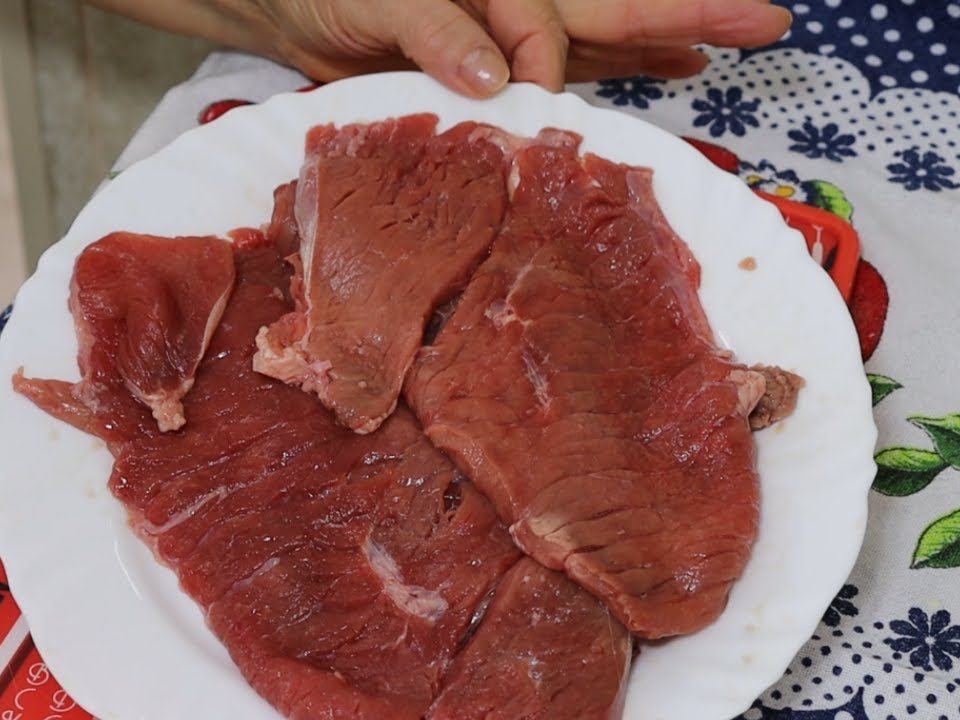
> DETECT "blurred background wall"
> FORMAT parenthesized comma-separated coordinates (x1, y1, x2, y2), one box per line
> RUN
(0, 0, 214, 304)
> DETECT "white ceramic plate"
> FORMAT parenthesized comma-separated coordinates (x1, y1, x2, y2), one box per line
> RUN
(0, 72, 876, 720)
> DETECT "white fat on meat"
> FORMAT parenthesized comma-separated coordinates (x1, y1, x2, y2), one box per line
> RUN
(253, 326, 332, 395)
(484, 299, 521, 329)
(363, 538, 448, 623)
(138, 388, 188, 434)
(728, 368, 767, 416)
(521, 351, 552, 412)
(228, 557, 282, 596)
(130, 277, 233, 433)
(140, 485, 232, 536)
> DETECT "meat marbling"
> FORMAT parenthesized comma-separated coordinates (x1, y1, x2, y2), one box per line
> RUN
(254, 114, 508, 434)
(405, 135, 765, 639)
(15, 228, 629, 719)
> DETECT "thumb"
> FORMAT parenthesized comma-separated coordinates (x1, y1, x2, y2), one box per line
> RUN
(383, 0, 511, 97)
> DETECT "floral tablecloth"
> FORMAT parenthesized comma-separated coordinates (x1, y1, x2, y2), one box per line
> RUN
(2, 1, 959, 718)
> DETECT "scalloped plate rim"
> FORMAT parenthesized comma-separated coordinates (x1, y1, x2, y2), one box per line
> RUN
(0, 72, 877, 720)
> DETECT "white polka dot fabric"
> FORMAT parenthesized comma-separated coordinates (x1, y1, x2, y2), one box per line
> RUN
(592, 46, 960, 178)
(577, 0, 960, 195)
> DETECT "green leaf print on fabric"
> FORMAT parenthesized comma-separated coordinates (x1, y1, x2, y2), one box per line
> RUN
(867, 374, 902, 407)
(874, 403, 960, 569)
(873, 448, 949, 497)
(913, 509, 960, 569)
(910, 415, 960, 469)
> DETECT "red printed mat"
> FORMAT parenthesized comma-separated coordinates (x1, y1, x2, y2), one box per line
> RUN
(0, 562, 94, 719)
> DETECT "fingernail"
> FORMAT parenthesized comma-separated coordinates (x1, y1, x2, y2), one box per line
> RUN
(772, 5, 794, 26)
(459, 47, 509, 96)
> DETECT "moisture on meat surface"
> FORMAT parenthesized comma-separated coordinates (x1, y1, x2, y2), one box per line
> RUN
(405, 135, 766, 639)
(254, 114, 508, 434)
(15, 229, 630, 720)
(428, 558, 631, 720)
(16, 232, 234, 434)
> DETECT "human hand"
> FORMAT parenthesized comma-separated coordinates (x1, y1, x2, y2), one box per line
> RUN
(88, 0, 792, 97)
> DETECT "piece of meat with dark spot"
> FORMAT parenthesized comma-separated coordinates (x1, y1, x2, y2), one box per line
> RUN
(748, 364, 805, 430)
(424, 295, 461, 346)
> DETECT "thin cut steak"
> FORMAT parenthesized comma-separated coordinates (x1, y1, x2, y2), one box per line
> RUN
(406, 137, 765, 639)
(428, 558, 631, 720)
(193, 411, 518, 719)
(16, 229, 629, 719)
(16, 232, 235, 433)
(81, 232, 234, 432)
(254, 114, 508, 434)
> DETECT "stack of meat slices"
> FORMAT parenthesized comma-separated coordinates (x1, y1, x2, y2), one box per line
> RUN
(14, 114, 802, 720)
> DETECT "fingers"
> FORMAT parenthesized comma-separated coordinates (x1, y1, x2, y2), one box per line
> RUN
(485, 0, 568, 91)
(557, 0, 792, 48)
(377, 0, 511, 97)
(567, 45, 709, 82)
(283, 52, 420, 84)
(248, 0, 781, 98)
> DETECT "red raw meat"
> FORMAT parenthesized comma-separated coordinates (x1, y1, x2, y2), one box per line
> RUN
(428, 558, 631, 720)
(15, 233, 234, 435)
(254, 115, 508, 434)
(16, 229, 629, 719)
(266, 180, 300, 259)
(406, 137, 763, 639)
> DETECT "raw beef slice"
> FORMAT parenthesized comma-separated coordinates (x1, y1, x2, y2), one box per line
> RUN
(266, 180, 301, 259)
(14, 232, 235, 434)
(429, 558, 630, 720)
(16, 229, 629, 719)
(254, 114, 508, 434)
(406, 136, 765, 639)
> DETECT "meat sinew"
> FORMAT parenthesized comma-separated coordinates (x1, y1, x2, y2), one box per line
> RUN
(15, 228, 630, 720)
(254, 115, 508, 434)
(406, 136, 766, 639)
(428, 558, 631, 720)
(13, 232, 235, 434)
